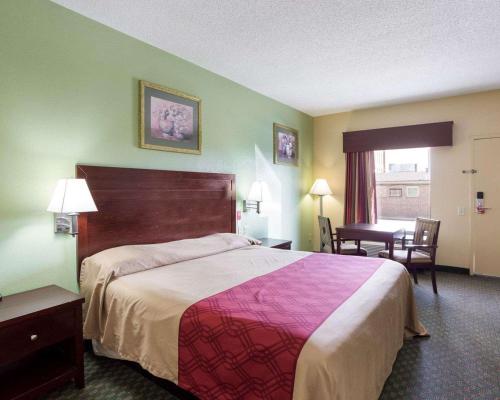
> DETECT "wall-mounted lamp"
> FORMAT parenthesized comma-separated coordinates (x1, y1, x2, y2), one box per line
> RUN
(243, 181, 268, 214)
(47, 179, 97, 236)
(309, 178, 332, 217)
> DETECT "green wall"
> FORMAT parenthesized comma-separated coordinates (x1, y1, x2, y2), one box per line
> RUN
(0, 0, 313, 296)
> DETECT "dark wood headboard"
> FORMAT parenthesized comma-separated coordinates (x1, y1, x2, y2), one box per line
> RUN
(76, 165, 236, 277)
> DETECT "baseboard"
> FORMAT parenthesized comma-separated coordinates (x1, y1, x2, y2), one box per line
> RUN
(435, 265, 470, 275)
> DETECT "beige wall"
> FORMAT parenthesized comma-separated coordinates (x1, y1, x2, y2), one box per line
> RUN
(313, 89, 500, 268)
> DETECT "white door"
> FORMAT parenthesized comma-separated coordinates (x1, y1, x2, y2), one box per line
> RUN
(471, 137, 500, 277)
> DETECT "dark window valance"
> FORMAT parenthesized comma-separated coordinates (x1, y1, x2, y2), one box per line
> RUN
(343, 121, 453, 153)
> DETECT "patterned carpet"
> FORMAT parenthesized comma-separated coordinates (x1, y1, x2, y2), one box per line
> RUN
(44, 272, 500, 400)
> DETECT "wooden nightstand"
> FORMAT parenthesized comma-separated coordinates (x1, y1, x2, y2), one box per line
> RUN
(0, 285, 84, 400)
(259, 238, 292, 250)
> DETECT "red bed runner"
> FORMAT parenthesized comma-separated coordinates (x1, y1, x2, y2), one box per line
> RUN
(178, 253, 385, 400)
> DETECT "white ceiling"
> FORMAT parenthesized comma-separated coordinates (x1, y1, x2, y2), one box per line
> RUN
(52, 0, 500, 116)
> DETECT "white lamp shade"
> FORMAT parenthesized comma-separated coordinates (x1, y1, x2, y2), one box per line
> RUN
(309, 178, 332, 196)
(247, 181, 271, 202)
(47, 179, 98, 213)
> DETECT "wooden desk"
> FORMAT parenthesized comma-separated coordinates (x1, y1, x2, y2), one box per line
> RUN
(335, 224, 405, 259)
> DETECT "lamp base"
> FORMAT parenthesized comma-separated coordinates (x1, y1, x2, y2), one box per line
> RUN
(243, 200, 261, 214)
(54, 213, 79, 236)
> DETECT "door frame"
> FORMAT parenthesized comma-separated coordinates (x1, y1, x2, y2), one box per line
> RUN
(469, 135, 500, 275)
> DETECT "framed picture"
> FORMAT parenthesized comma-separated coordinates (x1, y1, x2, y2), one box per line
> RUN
(140, 80, 201, 154)
(273, 123, 298, 166)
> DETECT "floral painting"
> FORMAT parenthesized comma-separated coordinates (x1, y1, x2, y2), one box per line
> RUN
(273, 123, 298, 166)
(140, 81, 201, 154)
(150, 97, 194, 141)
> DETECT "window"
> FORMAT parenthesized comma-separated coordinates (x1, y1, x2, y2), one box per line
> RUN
(406, 186, 420, 197)
(389, 188, 402, 197)
(374, 148, 431, 231)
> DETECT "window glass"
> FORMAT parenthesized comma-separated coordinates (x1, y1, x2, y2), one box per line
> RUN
(375, 148, 430, 231)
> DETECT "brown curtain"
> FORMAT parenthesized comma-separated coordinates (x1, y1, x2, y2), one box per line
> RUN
(344, 151, 377, 224)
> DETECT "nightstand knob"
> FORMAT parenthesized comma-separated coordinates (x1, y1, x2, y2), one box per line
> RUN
(30, 334, 38, 342)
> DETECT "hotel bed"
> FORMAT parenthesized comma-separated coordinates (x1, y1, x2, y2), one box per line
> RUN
(76, 165, 426, 400)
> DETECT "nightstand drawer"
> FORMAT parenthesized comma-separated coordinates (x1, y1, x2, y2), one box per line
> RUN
(0, 308, 75, 365)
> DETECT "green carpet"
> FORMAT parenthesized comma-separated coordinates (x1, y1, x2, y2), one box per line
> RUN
(44, 272, 500, 400)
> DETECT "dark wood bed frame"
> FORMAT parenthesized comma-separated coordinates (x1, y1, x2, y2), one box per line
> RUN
(76, 164, 236, 278)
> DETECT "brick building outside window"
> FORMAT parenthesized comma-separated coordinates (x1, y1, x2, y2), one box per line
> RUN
(374, 148, 430, 232)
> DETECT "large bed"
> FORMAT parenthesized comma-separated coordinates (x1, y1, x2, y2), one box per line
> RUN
(76, 165, 426, 400)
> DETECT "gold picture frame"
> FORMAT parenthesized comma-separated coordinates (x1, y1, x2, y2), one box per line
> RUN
(273, 123, 299, 166)
(140, 80, 201, 154)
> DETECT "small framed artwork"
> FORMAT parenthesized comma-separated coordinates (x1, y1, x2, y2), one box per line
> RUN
(140, 80, 201, 154)
(273, 123, 298, 166)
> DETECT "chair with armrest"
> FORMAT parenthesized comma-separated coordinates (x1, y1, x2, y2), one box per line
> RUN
(318, 216, 367, 256)
(379, 217, 440, 293)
